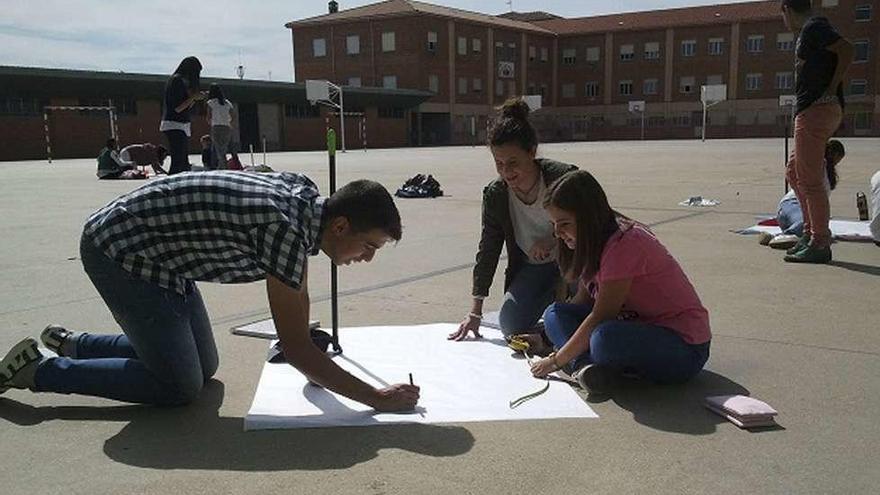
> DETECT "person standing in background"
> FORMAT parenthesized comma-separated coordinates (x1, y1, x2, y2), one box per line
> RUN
(206, 83, 236, 170)
(160, 56, 205, 175)
(780, 0, 853, 264)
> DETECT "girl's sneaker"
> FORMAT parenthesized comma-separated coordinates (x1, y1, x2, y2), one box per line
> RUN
(572, 364, 610, 396)
(40, 325, 77, 357)
(0, 338, 43, 393)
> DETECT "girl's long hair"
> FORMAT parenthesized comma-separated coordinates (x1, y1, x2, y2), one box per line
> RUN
(209, 83, 226, 105)
(173, 56, 202, 91)
(544, 170, 626, 281)
(824, 139, 844, 190)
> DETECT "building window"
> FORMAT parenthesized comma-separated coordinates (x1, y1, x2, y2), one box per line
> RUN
(284, 104, 320, 119)
(562, 48, 577, 65)
(562, 83, 576, 98)
(680, 76, 695, 94)
(345, 35, 360, 55)
(746, 73, 762, 91)
(428, 74, 439, 93)
(708, 38, 724, 55)
(643, 79, 659, 95)
(777, 32, 794, 51)
(0, 96, 43, 116)
(619, 44, 635, 61)
(528, 45, 536, 61)
(619, 80, 633, 96)
(382, 75, 397, 89)
(458, 77, 468, 95)
(849, 79, 867, 96)
(681, 40, 696, 57)
(496, 79, 504, 96)
(644, 42, 660, 60)
(775, 72, 793, 90)
(706, 74, 723, 86)
(747, 35, 764, 53)
(382, 31, 396, 52)
(458, 37, 467, 56)
(821, 0, 838, 6)
(586, 46, 600, 62)
(854, 112, 872, 130)
(854, 40, 870, 62)
(378, 107, 405, 119)
(347, 77, 362, 87)
(473, 78, 482, 93)
(312, 38, 326, 57)
(473, 38, 482, 53)
(427, 32, 438, 52)
(540, 47, 549, 62)
(585, 81, 599, 97)
(855, 4, 872, 20)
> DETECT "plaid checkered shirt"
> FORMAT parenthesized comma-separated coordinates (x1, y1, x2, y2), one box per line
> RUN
(83, 171, 325, 295)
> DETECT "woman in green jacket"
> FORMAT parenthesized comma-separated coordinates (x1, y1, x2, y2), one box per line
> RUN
(449, 98, 577, 341)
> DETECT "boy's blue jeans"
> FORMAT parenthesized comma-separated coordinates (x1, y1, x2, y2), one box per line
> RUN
(777, 196, 805, 237)
(33, 235, 218, 405)
(542, 302, 709, 384)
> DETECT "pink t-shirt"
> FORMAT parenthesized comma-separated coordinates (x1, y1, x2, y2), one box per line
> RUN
(582, 224, 711, 345)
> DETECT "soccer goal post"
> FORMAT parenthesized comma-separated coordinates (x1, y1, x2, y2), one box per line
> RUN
(43, 104, 119, 164)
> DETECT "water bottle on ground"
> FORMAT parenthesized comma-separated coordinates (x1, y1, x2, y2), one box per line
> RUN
(856, 192, 869, 221)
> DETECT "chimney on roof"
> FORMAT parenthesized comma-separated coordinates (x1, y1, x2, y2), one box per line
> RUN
(329, 1, 339, 13)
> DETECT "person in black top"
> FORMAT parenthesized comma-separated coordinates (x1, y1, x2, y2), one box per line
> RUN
(160, 56, 207, 175)
(780, 0, 853, 264)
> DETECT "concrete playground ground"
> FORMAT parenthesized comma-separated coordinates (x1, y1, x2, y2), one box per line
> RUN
(0, 138, 878, 494)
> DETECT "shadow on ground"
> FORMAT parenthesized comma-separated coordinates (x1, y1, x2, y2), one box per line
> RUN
(828, 260, 880, 277)
(0, 380, 475, 471)
(608, 370, 784, 435)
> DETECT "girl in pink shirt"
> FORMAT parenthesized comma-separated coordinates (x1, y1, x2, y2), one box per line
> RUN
(528, 170, 711, 396)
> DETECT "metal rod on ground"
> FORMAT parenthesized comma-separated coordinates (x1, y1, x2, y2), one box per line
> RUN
(784, 116, 790, 194)
(327, 128, 342, 354)
(43, 110, 52, 164)
(249, 144, 255, 166)
(262, 136, 267, 166)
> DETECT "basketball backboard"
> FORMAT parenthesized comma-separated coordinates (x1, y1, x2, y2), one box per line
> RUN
(701, 84, 727, 103)
(306, 80, 330, 104)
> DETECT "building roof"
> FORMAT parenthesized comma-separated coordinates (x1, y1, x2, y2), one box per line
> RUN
(286, 0, 555, 34)
(0, 66, 432, 108)
(533, 1, 781, 35)
(496, 11, 563, 22)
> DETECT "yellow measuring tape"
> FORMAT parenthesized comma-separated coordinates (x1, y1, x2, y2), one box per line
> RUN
(508, 336, 551, 409)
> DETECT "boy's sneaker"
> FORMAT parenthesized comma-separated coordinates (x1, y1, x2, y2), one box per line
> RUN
(40, 324, 77, 357)
(784, 244, 832, 264)
(572, 364, 610, 396)
(786, 235, 811, 255)
(757, 232, 773, 246)
(0, 338, 43, 393)
(768, 234, 799, 250)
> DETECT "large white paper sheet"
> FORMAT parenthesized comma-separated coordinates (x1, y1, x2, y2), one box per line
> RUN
(734, 219, 874, 241)
(245, 324, 597, 430)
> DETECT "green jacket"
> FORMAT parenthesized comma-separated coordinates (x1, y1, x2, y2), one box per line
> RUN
(472, 158, 578, 298)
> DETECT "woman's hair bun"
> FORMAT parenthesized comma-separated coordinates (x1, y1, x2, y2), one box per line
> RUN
(499, 98, 530, 121)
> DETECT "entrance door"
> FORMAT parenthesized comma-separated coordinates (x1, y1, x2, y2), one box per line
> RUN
(238, 102, 260, 152)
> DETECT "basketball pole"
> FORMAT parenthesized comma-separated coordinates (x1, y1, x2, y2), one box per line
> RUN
(327, 128, 342, 355)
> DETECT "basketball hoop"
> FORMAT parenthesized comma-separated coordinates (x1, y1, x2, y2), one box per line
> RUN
(306, 80, 345, 151)
(700, 84, 727, 142)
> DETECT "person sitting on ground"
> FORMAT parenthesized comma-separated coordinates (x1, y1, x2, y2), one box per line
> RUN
(760, 140, 845, 249)
(525, 170, 711, 397)
(96, 138, 144, 180)
(118, 143, 169, 176)
(0, 173, 419, 412)
(448, 98, 577, 342)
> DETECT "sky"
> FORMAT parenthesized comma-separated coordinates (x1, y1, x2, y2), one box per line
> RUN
(1, 0, 759, 82)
